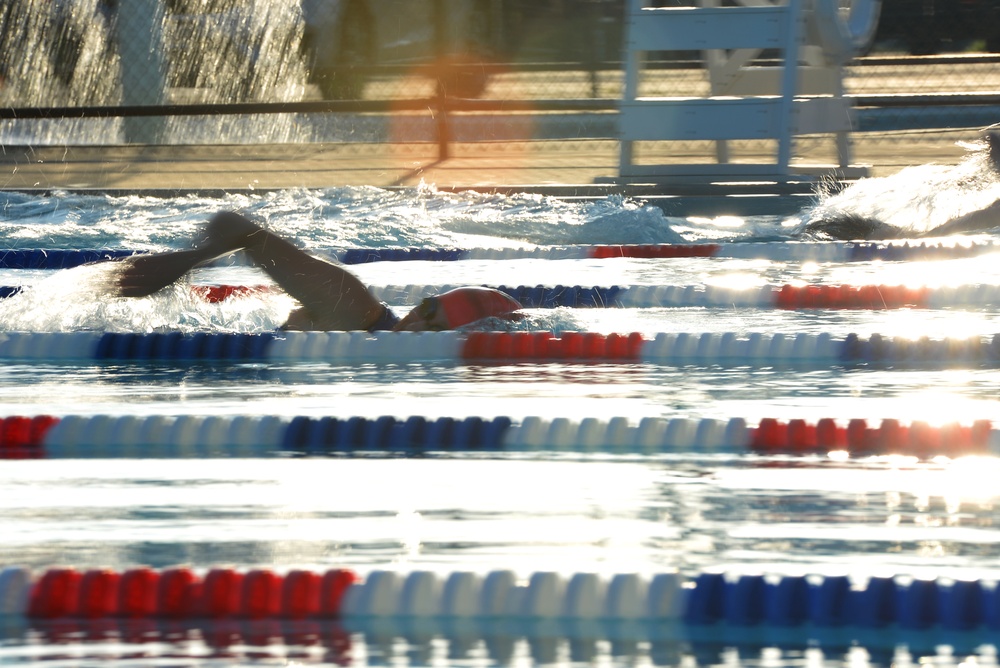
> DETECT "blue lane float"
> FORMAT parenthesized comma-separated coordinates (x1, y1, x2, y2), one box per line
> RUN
(682, 572, 1000, 632)
(0, 249, 142, 269)
(336, 248, 467, 264)
(282, 415, 513, 454)
(0, 240, 993, 269)
(93, 332, 276, 361)
(493, 284, 626, 308)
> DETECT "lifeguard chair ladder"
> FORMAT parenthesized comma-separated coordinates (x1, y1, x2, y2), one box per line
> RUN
(618, 0, 867, 182)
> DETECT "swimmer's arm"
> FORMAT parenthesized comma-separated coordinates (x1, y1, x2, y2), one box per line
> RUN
(118, 211, 384, 330)
(117, 246, 232, 298)
(238, 230, 384, 330)
(205, 212, 385, 330)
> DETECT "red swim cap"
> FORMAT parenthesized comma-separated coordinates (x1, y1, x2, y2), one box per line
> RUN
(435, 287, 522, 328)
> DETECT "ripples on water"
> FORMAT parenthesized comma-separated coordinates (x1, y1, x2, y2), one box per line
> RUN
(3, 154, 1000, 667)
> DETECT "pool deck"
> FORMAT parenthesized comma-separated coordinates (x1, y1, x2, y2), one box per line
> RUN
(0, 137, 972, 196)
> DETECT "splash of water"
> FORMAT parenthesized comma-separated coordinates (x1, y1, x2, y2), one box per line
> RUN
(0, 0, 123, 144)
(0, 0, 309, 145)
(435, 193, 688, 246)
(0, 260, 585, 334)
(162, 0, 310, 143)
(0, 187, 696, 250)
(802, 142, 1000, 237)
(0, 262, 292, 333)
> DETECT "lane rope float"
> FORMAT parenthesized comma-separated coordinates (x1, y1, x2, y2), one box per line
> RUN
(371, 282, 997, 309)
(4, 281, 1000, 310)
(0, 413, 994, 459)
(4, 565, 999, 634)
(0, 240, 991, 269)
(0, 331, 998, 368)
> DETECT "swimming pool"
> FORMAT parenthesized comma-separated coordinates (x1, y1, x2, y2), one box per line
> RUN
(3, 155, 1000, 667)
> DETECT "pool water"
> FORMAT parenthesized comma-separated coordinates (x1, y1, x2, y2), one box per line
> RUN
(3, 155, 1000, 667)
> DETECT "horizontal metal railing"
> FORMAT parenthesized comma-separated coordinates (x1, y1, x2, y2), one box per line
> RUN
(4, 55, 999, 158)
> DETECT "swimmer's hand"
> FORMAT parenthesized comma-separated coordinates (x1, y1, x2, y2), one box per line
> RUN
(114, 213, 262, 298)
(114, 248, 216, 298)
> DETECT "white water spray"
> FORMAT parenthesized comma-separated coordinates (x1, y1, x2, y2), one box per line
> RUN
(0, 262, 293, 333)
(0, 0, 310, 145)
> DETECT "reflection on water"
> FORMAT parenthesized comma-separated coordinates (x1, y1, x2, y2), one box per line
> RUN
(3, 456, 1000, 665)
(0, 362, 998, 428)
(1, 617, 997, 668)
(3, 458, 1000, 579)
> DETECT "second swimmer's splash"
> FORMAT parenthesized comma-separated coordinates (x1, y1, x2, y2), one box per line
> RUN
(798, 130, 1000, 240)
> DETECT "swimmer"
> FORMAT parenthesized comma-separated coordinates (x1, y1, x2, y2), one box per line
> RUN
(801, 130, 1000, 240)
(114, 211, 522, 332)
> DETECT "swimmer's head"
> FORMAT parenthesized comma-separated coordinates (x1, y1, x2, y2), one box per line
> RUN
(394, 287, 522, 331)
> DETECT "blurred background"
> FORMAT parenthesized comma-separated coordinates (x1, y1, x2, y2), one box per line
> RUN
(0, 0, 998, 171)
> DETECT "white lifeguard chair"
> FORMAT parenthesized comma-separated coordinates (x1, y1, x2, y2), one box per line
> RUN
(617, 0, 880, 183)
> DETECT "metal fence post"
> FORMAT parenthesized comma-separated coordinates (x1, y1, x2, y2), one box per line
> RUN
(116, 0, 167, 144)
(432, 0, 450, 161)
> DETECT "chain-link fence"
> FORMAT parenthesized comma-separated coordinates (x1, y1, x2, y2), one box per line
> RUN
(1, 0, 998, 169)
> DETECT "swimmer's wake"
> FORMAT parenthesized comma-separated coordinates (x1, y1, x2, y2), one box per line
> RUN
(797, 129, 1000, 240)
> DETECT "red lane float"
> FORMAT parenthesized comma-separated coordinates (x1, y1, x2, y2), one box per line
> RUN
(119, 567, 159, 617)
(461, 332, 646, 360)
(590, 244, 721, 259)
(584, 241, 993, 263)
(775, 284, 931, 309)
(0, 415, 58, 459)
(750, 418, 993, 456)
(190, 285, 269, 303)
(25, 567, 358, 620)
(27, 568, 82, 618)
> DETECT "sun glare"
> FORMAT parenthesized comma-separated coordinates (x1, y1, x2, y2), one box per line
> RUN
(705, 272, 768, 290)
(829, 254, 1000, 289)
(866, 308, 1000, 340)
(933, 456, 1000, 503)
(880, 387, 1000, 426)
(686, 215, 746, 228)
